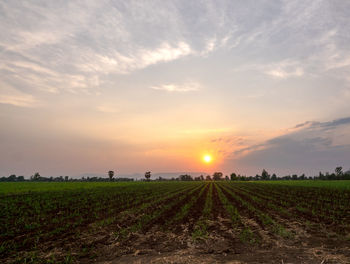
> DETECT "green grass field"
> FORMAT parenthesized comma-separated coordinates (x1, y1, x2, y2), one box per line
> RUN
(0, 181, 140, 194)
(1, 180, 349, 195)
(250, 180, 350, 190)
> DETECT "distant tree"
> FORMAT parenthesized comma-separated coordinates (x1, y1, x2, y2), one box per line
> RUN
(213, 172, 223, 181)
(335, 167, 343, 177)
(17, 176, 25, 181)
(325, 172, 330, 180)
(200, 175, 204, 181)
(261, 169, 270, 180)
(8, 174, 17, 181)
(145, 171, 151, 181)
(299, 174, 305, 180)
(206, 175, 212, 181)
(230, 173, 237, 181)
(32, 172, 41, 181)
(292, 174, 298, 180)
(225, 175, 229, 181)
(239, 175, 247, 181)
(108, 170, 114, 181)
(318, 172, 324, 180)
(345, 170, 350, 180)
(179, 174, 193, 181)
(64, 176, 69, 181)
(271, 173, 277, 180)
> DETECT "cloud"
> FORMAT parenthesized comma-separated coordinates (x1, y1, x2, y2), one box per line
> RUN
(0, 2, 199, 97)
(264, 65, 304, 79)
(2, 0, 349, 99)
(87, 41, 193, 75)
(0, 92, 38, 108)
(151, 82, 200, 92)
(227, 116, 350, 175)
(140, 42, 192, 67)
(320, 117, 350, 129)
(232, 59, 305, 80)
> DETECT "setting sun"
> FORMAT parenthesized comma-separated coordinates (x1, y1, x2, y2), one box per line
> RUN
(203, 154, 212, 163)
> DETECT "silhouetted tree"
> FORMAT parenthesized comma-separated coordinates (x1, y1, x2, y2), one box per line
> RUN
(179, 174, 193, 181)
(299, 174, 305, 180)
(213, 172, 223, 181)
(271, 173, 277, 180)
(108, 170, 114, 181)
(145, 171, 151, 181)
(261, 169, 269, 180)
(8, 174, 17, 181)
(17, 176, 25, 181)
(335, 167, 343, 177)
(230, 173, 237, 181)
(206, 175, 212, 181)
(32, 172, 41, 181)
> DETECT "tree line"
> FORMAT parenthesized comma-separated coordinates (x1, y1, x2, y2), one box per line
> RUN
(0, 171, 133, 182)
(166, 167, 350, 181)
(1, 167, 349, 182)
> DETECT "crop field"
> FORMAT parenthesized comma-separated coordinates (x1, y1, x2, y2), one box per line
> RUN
(1, 181, 350, 263)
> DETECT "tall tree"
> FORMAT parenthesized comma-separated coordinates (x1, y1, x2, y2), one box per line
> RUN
(33, 172, 40, 181)
(213, 172, 223, 181)
(261, 169, 270, 180)
(145, 171, 151, 181)
(230, 173, 237, 181)
(108, 170, 114, 181)
(335, 167, 343, 177)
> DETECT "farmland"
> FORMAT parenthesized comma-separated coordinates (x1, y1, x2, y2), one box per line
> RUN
(1, 181, 350, 263)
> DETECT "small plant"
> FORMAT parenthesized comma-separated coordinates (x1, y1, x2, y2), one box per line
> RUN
(191, 221, 208, 241)
(239, 228, 256, 244)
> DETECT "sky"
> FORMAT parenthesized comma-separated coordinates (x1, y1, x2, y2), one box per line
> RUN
(1, 0, 350, 178)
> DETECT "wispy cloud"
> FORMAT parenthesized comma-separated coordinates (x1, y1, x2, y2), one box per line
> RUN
(0, 92, 38, 108)
(264, 60, 304, 79)
(87, 41, 193, 75)
(235, 59, 305, 79)
(151, 82, 200, 92)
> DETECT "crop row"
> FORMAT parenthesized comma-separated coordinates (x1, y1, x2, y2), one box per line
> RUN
(1, 181, 349, 262)
(0, 182, 199, 259)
